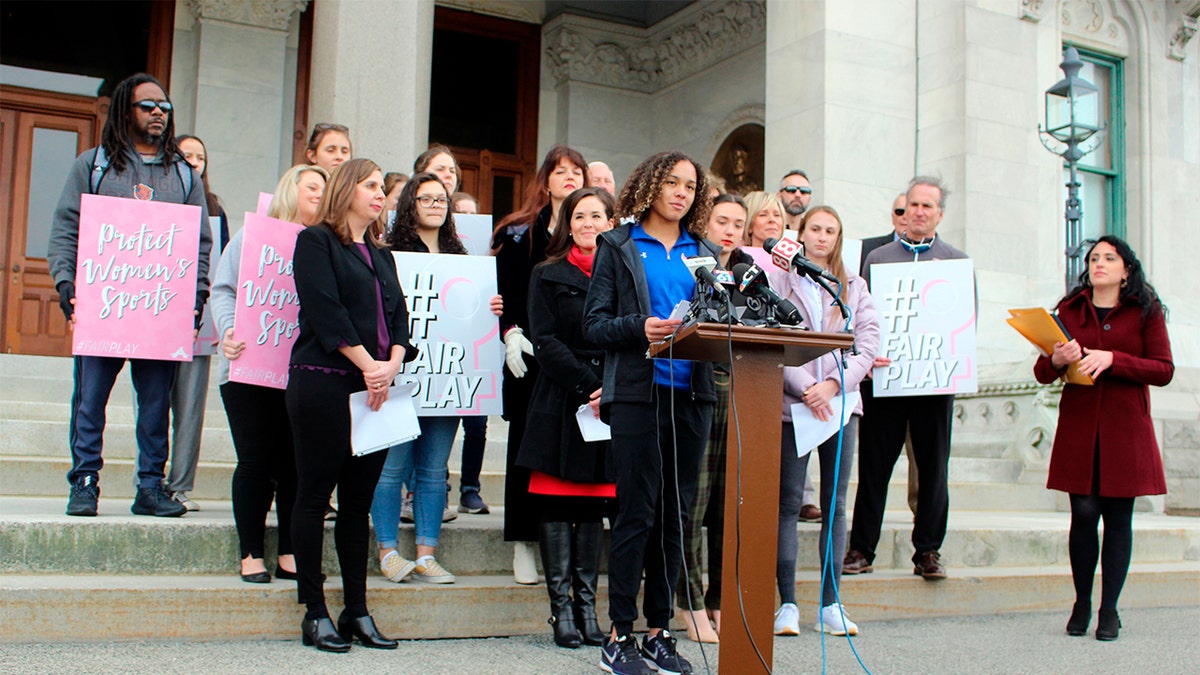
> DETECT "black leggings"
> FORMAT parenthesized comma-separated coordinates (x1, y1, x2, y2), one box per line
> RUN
(221, 382, 296, 560)
(1068, 492, 1134, 610)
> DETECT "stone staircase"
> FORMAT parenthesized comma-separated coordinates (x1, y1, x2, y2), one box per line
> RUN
(1, 352, 1198, 643)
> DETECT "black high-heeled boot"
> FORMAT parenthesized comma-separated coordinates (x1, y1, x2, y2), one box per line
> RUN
(337, 612, 398, 649)
(1096, 608, 1121, 641)
(572, 521, 606, 646)
(301, 617, 350, 652)
(1066, 601, 1090, 636)
(540, 521, 581, 648)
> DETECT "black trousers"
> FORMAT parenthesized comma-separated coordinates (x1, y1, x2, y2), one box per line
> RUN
(503, 365, 540, 542)
(608, 387, 712, 635)
(286, 368, 387, 612)
(849, 389, 954, 563)
(221, 381, 296, 560)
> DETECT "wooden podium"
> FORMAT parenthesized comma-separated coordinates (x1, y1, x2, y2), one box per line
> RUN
(651, 322, 855, 673)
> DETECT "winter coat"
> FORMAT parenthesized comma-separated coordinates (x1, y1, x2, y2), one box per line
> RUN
(1033, 288, 1173, 497)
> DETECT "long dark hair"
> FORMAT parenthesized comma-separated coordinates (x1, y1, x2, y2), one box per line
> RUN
(101, 73, 180, 174)
(314, 158, 386, 246)
(495, 145, 589, 236)
(1059, 235, 1164, 318)
(542, 187, 615, 264)
(616, 150, 711, 238)
(387, 172, 466, 255)
(176, 135, 220, 215)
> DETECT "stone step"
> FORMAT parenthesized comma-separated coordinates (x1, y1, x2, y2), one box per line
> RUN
(3, 498, 1197, 577)
(1, 563, 1195, 643)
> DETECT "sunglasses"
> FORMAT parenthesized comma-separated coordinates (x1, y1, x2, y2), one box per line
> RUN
(133, 100, 172, 114)
(780, 185, 812, 195)
(894, 208, 906, 216)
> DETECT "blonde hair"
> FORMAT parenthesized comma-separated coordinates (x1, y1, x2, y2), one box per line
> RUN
(268, 164, 329, 225)
(741, 190, 784, 246)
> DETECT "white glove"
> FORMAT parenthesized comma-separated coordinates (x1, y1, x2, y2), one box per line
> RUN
(504, 327, 534, 378)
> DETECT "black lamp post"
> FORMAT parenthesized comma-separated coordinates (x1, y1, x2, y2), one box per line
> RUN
(1039, 46, 1107, 291)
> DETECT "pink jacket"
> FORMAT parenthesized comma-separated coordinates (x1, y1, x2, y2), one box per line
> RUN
(768, 267, 879, 421)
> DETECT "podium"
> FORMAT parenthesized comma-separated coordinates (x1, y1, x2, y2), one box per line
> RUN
(651, 322, 855, 673)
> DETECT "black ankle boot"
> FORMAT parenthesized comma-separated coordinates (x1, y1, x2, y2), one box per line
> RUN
(1066, 601, 1090, 636)
(540, 521, 581, 648)
(572, 521, 606, 646)
(1096, 608, 1121, 641)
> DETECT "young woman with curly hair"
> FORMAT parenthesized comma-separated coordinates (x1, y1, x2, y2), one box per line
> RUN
(583, 150, 716, 675)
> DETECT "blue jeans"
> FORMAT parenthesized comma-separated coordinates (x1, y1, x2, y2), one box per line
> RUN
(68, 355, 176, 489)
(371, 416, 460, 549)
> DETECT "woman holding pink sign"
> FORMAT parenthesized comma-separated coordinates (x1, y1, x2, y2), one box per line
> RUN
(212, 163, 328, 585)
(287, 158, 416, 653)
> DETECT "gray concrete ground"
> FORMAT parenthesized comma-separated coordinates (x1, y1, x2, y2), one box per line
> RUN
(2, 606, 1198, 674)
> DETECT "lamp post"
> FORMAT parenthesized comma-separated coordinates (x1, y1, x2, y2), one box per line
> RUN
(1038, 46, 1107, 292)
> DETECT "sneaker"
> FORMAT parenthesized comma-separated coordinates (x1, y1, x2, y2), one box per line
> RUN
(131, 486, 188, 517)
(412, 556, 455, 584)
(458, 490, 490, 514)
(913, 550, 947, 580)
(641, 630, 692, 675)
(442, 483, 457, 522)
(400, 492, 415, 523)
(600, 634, 653, 675)
(815, 603, 859, 636)
(380, 550, 416, 583)
(171, 491, 200, 511)
(842, 549, 873, 575)
(773, 602, 800, 636)
(66, 475, 100, 517)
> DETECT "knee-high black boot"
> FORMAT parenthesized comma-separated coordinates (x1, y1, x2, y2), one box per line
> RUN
(572, 521, 606, 646)
(540, 521, 581, 648)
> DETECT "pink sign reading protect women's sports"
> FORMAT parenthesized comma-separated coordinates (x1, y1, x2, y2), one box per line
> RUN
(229, 212, 304, 389)
(72, 194, 201, 361)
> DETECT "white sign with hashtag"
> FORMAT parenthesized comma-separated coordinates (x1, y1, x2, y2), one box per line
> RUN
(393, 252, 504, 415)
(870, 259, 977, 397)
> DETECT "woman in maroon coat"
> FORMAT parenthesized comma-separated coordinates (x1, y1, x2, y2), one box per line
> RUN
(1034, 236, 1173, 642)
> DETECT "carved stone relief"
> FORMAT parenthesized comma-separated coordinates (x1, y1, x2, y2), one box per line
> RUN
(1020, 0, 1046, 23)
(1168, 1, 1200, 60)
(1061, 0, 1129, 54)
(186, 0, 308, 31)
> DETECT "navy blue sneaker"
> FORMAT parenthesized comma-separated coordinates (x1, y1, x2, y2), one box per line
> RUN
(600, 633, 653, 675)
(642, 630, 692, 675)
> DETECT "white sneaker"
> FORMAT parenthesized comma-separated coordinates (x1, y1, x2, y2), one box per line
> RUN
(773, 603, 800, 636)
(513, 541, 539, 585)
(814, 603, 859, 636)
(380, 550, 415, 583)
(413, 556, 455, 584)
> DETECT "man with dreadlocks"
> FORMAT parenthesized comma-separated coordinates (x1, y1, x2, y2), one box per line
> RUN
(49, 72, 212, 518)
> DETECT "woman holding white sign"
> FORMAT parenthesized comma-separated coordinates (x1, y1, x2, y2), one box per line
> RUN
(287, 158, 416, 652)
(1035, 236, 1173, 641)
(517, 186, 616, 648)
(213, 163, 327, 584)
(370, 171, 471, 586)
(770, 206, 878, 637)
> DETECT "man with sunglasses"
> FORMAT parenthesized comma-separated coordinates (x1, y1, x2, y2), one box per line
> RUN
(844, 176, 969, 582)
(49, 72, 212, 518)
(777, 169, 814, 232)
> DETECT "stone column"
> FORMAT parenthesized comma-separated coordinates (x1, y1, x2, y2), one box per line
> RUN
(180, 0, 308, 221)
(309, 0, 434, 176)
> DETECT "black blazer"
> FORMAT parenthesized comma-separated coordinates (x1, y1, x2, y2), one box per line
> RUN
(290, 225, 417, 371)
(859, 232, 895, 277)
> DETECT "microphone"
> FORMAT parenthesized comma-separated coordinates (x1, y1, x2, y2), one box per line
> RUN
(731, 263, 801, 326)
(683, 255, 729, 300)
(763, 237, 839, 284)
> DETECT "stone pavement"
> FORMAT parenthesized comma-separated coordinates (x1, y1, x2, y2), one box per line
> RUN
(2, 606, 1198, 674)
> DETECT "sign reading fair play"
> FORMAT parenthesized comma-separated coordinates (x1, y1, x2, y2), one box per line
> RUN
(230, 213, 304, 389)
(393, 251, 503, 415)
(871, 259, 977, 397)
(73, 194, 201, 361)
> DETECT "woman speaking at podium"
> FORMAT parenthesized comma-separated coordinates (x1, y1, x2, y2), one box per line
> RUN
(583, 151, 718, 675)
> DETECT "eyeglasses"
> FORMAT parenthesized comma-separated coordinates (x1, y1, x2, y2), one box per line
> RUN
(416, 195, 449, 208)
(780, 185, 812, 195)
(893, 208, 906, 216)
(133, 100, 172, 114)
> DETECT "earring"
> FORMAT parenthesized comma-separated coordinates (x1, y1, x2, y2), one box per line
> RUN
(1121, 278, 1128, 287)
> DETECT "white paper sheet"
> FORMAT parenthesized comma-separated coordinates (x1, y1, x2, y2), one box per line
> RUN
(575, 403, 611, 442)
(350, 382, 422, 456)
(789, 391, 860, 457)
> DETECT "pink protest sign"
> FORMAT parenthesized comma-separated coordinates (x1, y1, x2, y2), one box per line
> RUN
(229, 212, 304, 389)
(256, 192, 273, 216)
(73, 194, 201, 361)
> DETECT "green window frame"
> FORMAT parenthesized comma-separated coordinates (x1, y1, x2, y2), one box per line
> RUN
(1066, 46, 1125, 240)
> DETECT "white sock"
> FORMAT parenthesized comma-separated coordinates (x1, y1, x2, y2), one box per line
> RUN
(417, 555, 434, 567)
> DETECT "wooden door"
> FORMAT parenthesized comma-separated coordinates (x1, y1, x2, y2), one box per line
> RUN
(0, 86, 104, 355)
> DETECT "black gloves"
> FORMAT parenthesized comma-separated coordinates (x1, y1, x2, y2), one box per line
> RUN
(57, 281, 75, 321)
